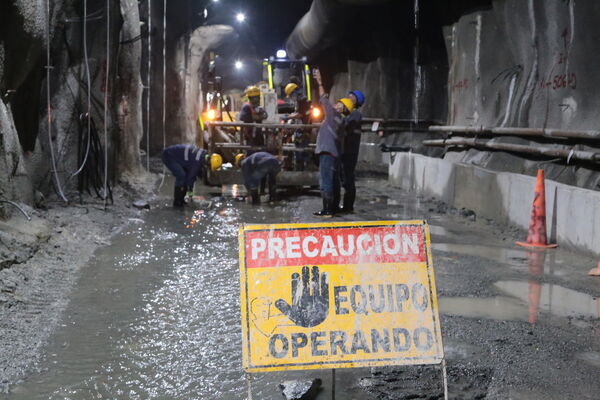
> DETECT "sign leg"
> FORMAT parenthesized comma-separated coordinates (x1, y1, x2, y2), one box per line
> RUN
(332, 368, 336, 400)
(441, 358, 449, 400)
(246, 372, 253, 400)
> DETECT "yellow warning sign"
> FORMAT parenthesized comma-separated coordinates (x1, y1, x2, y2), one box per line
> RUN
(239, 220, 443, 372)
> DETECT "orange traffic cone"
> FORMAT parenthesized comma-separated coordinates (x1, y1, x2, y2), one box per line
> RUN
(516, 169, 558, 249)
(589, 259, 600, 276)
(527, 251, 545, 324)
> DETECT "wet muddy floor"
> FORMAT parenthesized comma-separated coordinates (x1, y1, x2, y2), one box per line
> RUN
(2, 178, 599, 399)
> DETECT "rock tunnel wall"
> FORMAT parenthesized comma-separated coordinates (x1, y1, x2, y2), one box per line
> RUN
(0, 0, 232, 216)
(288, 0, 600, 190)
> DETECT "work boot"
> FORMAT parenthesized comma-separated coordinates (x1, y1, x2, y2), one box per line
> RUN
(339, 192, 356, 214)
(173, 186, 186, 207)
(333, 191, 341, 214)
(268, 176, 277, 202)
(249, 189, 260, 205)
(314, 194, 334, 217)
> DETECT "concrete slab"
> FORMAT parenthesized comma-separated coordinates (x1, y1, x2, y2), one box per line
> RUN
(390, 152, 600, 257)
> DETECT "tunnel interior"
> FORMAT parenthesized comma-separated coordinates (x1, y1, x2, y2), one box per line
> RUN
(0, 0, 599, 207)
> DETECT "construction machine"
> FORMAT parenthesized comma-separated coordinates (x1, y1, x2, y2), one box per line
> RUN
(200, 52, 323, 189)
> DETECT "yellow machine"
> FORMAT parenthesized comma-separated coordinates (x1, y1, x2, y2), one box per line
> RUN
(200, 52, 323, 188)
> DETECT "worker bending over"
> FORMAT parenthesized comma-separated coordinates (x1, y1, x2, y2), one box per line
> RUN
(337, 90, 365, 213)
(162, 144, 221, 207)
(312, 69, 354, 217)
(237, 152, 281, 205)
(239, 86, 268, 151)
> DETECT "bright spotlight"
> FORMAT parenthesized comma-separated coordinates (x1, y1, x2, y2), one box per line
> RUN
(276, 49, 287, 59)
(236, 12, 246, 22)
(235, 60, 243, 70)
(212, 0, 219, 3)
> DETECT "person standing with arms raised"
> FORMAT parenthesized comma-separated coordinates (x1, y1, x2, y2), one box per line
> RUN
(312, 69, 354, 217)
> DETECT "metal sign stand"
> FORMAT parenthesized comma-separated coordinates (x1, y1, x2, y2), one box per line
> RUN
(331, 368, 336, 399)
(441, 358, 449, 400)
(246, 372, 253, 400)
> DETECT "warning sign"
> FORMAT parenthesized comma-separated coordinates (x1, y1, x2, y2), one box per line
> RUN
(239, 220, 443, 372)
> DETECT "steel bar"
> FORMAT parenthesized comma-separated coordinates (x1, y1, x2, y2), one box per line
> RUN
(213, 143, 315, 152)
(423, 138, 600, 162)
(429, 125, 600, 140)
(208, 121, 321, 130)
(363, 117, 443, 125)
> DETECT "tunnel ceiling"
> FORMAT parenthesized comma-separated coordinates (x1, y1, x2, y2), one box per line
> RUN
(286, 0, 493, 61)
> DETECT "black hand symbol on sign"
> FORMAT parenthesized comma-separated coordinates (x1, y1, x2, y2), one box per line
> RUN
(275, 266, 330, 328)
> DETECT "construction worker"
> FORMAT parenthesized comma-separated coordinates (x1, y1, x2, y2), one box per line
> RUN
(236, 152, 281, 204)
(312, 69, 354, 217)
(161, 144, 221, 207)
(239, 86, 268, 151)
(284, 82, 311, 170)
(338, 90, 366, 213)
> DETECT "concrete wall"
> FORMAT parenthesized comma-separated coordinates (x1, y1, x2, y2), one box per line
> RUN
(389, 152, 600, 257)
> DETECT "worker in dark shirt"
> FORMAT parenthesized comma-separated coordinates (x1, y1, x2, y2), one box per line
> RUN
(284, 82, 311, 170)
(338, 90, 366, 213)
(162, 144, 221, 207)
(237, 152, 281, 204)
(239, 86, 268, 152)
(313, 69, 354, 217)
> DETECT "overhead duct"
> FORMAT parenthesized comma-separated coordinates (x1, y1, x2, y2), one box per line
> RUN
(285, 0, 392, 59)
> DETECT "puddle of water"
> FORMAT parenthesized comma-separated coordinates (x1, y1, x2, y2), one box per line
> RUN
(432, 242, 532, 268)
(440, 296, 529, 321)
(494, 280, 599, 321)
(440, 283, 598, 326)
(221, 184, 247, 198)
(442, 338, 485, 360)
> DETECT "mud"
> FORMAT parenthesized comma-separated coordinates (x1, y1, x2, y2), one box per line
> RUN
(0, 177, 156, 393)
(0, 177, 599, 399)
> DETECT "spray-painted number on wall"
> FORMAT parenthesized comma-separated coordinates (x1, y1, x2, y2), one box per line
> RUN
(538, 73, 577, 91)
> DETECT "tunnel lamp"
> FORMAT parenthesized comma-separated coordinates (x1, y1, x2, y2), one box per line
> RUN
(236, 12, 246, 23)
(235, 60, 243, 70)
(212, 0, 219, 2)
(276, 49, 287, 59)
(207, 109, 216, 120)
(203, 8, 208, 18)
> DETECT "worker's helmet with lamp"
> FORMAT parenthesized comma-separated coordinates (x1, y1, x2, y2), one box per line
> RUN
(208, 153, 223, 171)
(348, 90, 365, 108)
(245, 86, 261, 98)
(235, 153, 245, 168)
(338, 98, 355, 115)
(284, 83, 298, 98)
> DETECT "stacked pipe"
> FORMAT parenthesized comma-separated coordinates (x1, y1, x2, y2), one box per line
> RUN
(424, 126, 600, 164)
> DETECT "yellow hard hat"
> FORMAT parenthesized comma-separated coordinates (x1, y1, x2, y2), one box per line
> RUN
(235, 153, 245, 168)
(210, 153, 223, 171)
(284, 83, 298, 97)
(245, 86, 261, 98)
(338, 97, 354, 114)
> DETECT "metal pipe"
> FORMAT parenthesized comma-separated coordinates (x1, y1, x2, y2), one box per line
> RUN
(208, 121, 321, 130)
(0, 200, 32, 221)
(363, 118, 443, 125)
(423, 138, 600, 162)
(213, 143, 316, 152)
(429, 125, 600, 140)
